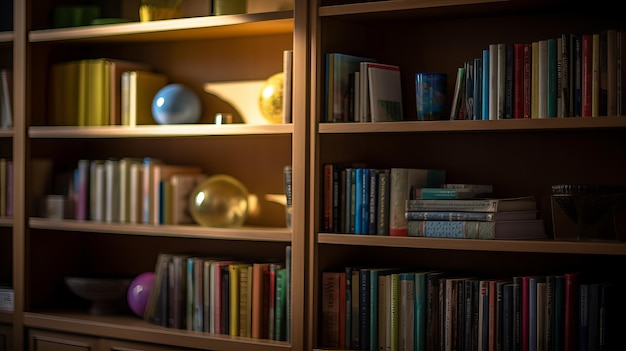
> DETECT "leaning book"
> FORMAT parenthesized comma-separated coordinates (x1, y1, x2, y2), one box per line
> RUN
(407, 219, 547, 240)
(406, 196, 537, 212)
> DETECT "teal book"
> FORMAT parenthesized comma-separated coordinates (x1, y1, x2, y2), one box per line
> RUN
(413, 186, 492, 200)
(275, 267, 287, 341)
(482, 49, 490, 120)
(326, 53, 376, 122)
(415, 272, 428, 351)
(368, 268, 402, 351)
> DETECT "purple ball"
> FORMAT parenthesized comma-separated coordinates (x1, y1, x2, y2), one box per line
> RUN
(127, 272, 155, 317)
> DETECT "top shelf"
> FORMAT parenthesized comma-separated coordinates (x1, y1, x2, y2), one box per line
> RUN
(319, 116, 626, 134)
(317, 0, 619, 21)
(29, 10, 293, 43)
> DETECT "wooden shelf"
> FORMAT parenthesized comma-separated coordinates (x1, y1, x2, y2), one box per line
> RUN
(29, 11, 293, 43)
(29, 124, 293, 138)
(30, 218, 291, 242)
(0, 129, 13, 137)
(318, 233, 626, 255)
(318, 116, 626, 134)
(0, 31, 12, 43)
(24, 312, 290, 351)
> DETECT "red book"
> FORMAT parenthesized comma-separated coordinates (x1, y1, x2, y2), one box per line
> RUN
(251, 263, 270, 339)
(521, 276, 530, 351)
(564, 272, 579, 351)
(523, 43, 532, 118)
(581, 34, 593, 117)
(513, 43, 525, 118)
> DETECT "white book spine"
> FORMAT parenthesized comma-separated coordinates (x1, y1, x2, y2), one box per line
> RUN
(282, 49, 293, 124)
(90, 161, 106, 222)
(105, 159, 120, 222)
(129, 162, 143, 224)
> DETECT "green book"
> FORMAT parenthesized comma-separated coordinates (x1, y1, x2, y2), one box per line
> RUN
(275, 268, 287, 341)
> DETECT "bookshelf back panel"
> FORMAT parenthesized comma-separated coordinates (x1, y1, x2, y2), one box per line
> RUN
(0, 139, 10, 159)
(0, 229, 11, 286)
(29, 34, 293, 126)
(27, 229, 289, 310)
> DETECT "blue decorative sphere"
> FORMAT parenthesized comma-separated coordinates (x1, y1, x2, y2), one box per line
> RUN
(152, 84, 202, 124)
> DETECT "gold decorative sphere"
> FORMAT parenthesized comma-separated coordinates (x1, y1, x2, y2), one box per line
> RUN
(189, 175, 249, 227)
(258, 72, 284, 124)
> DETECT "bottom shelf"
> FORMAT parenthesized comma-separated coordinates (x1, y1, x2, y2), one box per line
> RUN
(24, 311, 290, 351)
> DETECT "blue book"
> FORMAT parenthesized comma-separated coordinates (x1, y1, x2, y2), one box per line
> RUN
(415, 272, 428, 351)
(360, 168, 370, 234)
(482, 49, 490, 120)
(367, 168, 378, 235)
(354, 168, 363, 234)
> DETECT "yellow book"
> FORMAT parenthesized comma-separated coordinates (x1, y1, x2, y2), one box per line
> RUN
(106, 59, 151, 125)
(121, 70, 168, 126)
(77, 60, 89, 126)
(229, 263, 250, 336)
(85, 59, 110, 126)
(50, 61, 80, 125)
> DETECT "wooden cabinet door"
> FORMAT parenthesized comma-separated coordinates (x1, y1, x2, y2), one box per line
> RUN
(29, 329, 98, 351)
(0, 324, 12, 351)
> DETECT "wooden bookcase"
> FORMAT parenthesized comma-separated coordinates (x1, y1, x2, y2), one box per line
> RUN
(6, 0, 308, 350)
(308, 0, 626, 349)
(3, 0, 626, 350)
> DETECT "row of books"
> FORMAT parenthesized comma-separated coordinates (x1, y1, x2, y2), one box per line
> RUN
(322, 165, 447, 235)
(144, 249, 291, 341)
(0, 158, 13, 218)
(0, 68, 12, 129)
(324, 53, 404, 123)
(321, 268, 620, 351)
(49, 58, 168, 126)
(451, 28, 626, 120)
(45, 157, 207, 224)
(405, 193, 548, 240)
